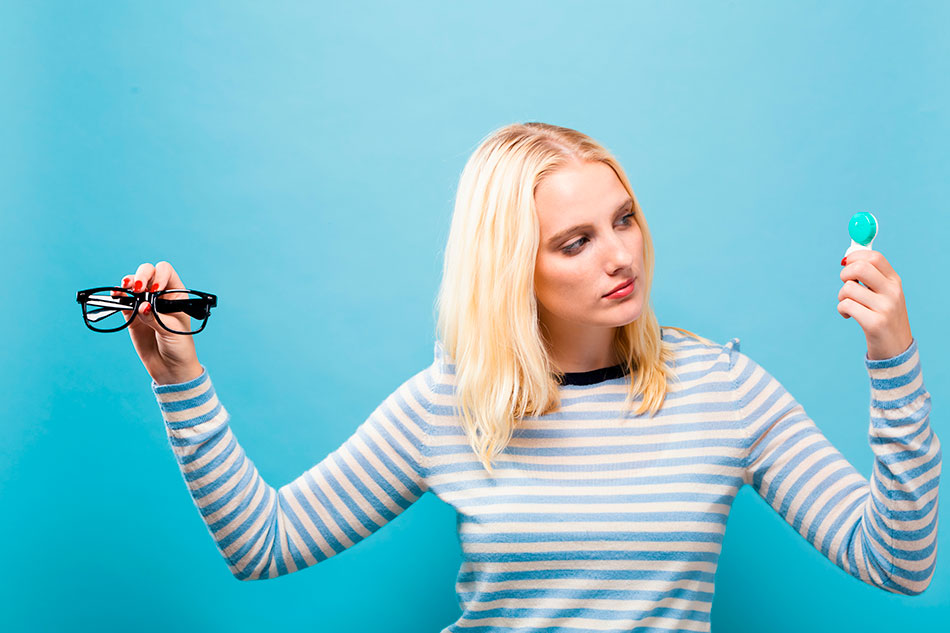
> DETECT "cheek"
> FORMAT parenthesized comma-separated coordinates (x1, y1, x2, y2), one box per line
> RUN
(631, 226, 645, 255)
(535, 257, 590, 301)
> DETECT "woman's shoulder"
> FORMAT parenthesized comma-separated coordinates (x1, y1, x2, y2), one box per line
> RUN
(660, 326, 743, 378)
(661, 325, 740, 354)
(388, 342, 451, 396)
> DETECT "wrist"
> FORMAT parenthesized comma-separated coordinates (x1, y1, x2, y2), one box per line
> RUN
(866, 332, 914, 361)
(153, 362, 203, 386)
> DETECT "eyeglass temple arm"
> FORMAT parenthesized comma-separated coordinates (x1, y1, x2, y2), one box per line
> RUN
(154, 297, 215, 320)
(81, 295, 136, 322)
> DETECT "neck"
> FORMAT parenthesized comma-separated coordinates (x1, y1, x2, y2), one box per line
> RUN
(540, 317, 620, 373)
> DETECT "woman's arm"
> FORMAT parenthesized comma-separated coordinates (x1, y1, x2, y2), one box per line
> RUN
(730, 338, 939, 595)
(151, 365, 434, 580)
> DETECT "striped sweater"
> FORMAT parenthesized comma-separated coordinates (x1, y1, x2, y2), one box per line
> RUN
(152, 328, 940, 632)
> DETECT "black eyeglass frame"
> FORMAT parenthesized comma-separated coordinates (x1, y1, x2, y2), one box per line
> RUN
(76, 287, 218, 335)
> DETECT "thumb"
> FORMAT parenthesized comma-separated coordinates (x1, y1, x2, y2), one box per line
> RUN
(130, 301, 163, 334)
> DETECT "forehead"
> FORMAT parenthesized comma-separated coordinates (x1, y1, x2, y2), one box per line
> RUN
(534, 161, 627, 225)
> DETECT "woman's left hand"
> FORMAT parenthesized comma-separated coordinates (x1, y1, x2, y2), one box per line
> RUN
(838, 250, 914, 360)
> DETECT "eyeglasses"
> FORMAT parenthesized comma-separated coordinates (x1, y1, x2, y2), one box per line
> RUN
(76, 287, 218, 335)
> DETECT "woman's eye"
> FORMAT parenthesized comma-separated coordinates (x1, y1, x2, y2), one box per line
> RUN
(561, 237, 588, 254)
(559, 212, 636, 255)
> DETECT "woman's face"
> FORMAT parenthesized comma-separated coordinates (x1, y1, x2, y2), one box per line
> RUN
(533, 160, 644, 338)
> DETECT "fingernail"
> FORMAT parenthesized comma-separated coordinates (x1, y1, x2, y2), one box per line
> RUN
(134, 280, 143, 291)
(143, 303, 151, 314)
(122, 276, 131, 287)
(840, 257, 847, 266)
(150, 283, 159, 292)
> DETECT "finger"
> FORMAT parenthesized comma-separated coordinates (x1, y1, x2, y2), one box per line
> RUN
(838, 297, 877, 328)
(866, 250, 899, 280)
(126, 299, 162, 350)
(843, 250, 899, 283)
(153, 261, 186, 292)
(130, 297, 162, 333)
(837, 279, 887, 313)
(840, 257, 890, 293)
(132, 262, 156, 293)
(128, 299, 152, 329)
(112, 273, 135, 296)
(150, 263, 172, 293)
(127, 308, 158, 352)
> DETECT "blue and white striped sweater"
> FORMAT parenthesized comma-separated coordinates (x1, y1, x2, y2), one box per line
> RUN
(152, 328, 939, 632)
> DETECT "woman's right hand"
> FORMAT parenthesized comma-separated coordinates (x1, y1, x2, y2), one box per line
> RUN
(117, 261, 204, 386)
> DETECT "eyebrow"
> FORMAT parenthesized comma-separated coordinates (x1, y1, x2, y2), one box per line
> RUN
(546, 197, 634, 247)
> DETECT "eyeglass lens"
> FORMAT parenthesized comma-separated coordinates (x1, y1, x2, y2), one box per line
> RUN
(83, 289, 138, 331)
(152, 289, 211, 334)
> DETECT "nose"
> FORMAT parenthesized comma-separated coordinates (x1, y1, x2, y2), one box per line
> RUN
(603, 231, 634, 272)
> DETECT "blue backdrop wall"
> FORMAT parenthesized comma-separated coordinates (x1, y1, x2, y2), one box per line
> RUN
(2, 1, 947, 631)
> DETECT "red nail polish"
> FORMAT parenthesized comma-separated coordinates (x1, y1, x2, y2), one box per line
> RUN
(151, 283, 159, 292)
(840, 257, 847, 266)
(143, 303, 151, 314)
(134, 280, 143, 291)
(122, 276, 130, 286)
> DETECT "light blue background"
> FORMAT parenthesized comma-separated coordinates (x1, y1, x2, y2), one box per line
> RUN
(2, 1, 947, 631)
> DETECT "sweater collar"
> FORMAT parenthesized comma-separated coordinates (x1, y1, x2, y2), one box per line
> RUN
(557, 363, 629, 386)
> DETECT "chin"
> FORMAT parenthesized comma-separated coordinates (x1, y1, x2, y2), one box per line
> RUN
(608, 301, 643, 327)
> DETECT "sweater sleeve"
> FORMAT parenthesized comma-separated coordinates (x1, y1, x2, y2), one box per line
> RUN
(729, 337, 940, 595)
(151, 365, 434, 580)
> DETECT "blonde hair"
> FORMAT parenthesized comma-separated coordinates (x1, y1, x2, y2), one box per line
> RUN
(435, 122, 714, 474)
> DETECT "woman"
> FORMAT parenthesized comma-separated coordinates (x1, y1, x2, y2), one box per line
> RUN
(120, 122, 938, 632)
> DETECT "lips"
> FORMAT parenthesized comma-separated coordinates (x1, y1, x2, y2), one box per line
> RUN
(604, 278, 635, 297)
